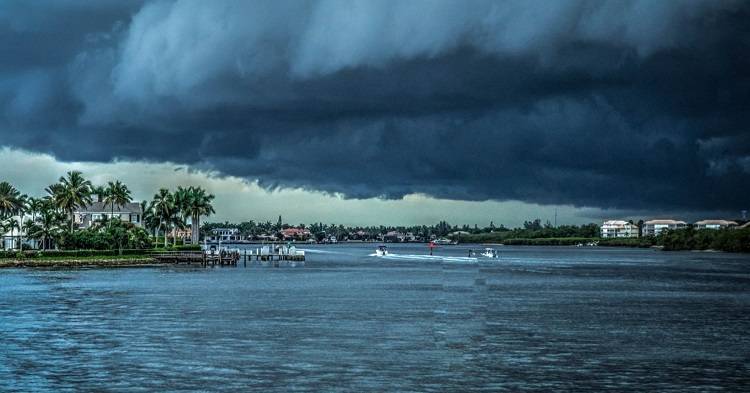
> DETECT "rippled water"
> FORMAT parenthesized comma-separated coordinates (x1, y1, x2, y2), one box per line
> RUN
(1, 244, 749, 392)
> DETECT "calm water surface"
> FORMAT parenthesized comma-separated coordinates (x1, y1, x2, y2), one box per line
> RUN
(1, 244, 749, 392)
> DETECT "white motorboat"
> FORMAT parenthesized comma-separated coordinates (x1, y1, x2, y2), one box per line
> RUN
(432, 238, 456, 245)
(481, 248, 498, 258)
(375, 245, 389, 257)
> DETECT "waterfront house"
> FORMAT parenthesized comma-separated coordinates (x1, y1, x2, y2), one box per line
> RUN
(642, 219, 687, 236)
(384, 231, 405, 242)
(1, 216, 39, 250)
(281, 227, 312, 241)
(600, 220, 639, 238)
(694, 220, 738, 230)
(174, 226, 192, 242)
(73, 202, 143, 229)
(208, 228, 242, 242)
(739, 222, 750, 229)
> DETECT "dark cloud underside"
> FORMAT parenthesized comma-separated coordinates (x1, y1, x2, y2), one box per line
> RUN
(0, 0, 748, 212)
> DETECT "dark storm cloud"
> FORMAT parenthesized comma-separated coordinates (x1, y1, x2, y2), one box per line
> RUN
(1, 0, 749, 212)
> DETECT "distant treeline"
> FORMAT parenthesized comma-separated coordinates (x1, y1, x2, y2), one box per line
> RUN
(501, 237, 596, 246)
(659, 227, 750, 252)
(202, 218, 599, 241)
(598, 237, 656, 248)
(453, 223, 599, 243)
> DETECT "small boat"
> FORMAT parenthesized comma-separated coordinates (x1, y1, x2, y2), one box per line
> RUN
(375, 245, 389, 257)
(432, 238, 456, 245)
(480, 248, 498, 258)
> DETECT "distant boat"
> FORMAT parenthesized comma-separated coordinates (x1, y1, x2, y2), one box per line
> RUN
(432, 238, 457, 245)
(481, 248, 498, 258)
(375, 245, 389, 257)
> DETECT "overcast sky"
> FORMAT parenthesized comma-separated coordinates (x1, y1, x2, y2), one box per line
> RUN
(1, 1, 748, 226)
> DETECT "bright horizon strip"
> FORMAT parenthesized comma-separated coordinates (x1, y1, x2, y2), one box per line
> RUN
(0, 147, 733, 227)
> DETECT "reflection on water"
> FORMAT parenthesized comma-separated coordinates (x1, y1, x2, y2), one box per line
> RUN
(1, 245, 749, 391)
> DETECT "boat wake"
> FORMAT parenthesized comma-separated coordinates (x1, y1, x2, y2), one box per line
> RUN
(298, 248, 344, 254)
(370, 253, 478, 263)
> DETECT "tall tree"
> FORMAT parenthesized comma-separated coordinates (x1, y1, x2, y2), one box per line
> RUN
(103, 180, 132, 227)
(173, 186, 190, 244)
(91, 185, 108, 203)
(0, 182, 26, 250)
(3, 217, 19, 249)
(185, 186, 215, 244)
(47, 171, 93, 232)
(0, 181, 23, 218)
(16, 195, 28, 250)
(140, 200, 159, 240)
(27, 197, 44, 222)
(25, 199, 65, 250)
(152, 188, 174, 248)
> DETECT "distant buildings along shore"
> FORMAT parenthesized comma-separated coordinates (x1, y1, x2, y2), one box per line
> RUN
(601, 218, 739, 238)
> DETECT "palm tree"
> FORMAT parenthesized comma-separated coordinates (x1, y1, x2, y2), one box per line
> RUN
(26, 200, 65, 250)
(16, 195, 28, 250)
(47, 171, 93, 231)
(140, 200, 157, 241)
(173, 186, 190, 245)
(4, 217, 19, 250)
(103, 181, 132, 227)
(91, 185, 108, 203)
(0, 181, 23, 218)
(184, 186, 215, 244)
(27, 197, 44, 222)
(152, 189, 174, 248)
(0, 219, 7, 249)
(169, 211, 184, 247)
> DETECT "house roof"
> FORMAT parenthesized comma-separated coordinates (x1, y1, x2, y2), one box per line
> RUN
(737, 222, 750, 229)
(282, 228, 310, 235)
(602, 220, 634, 226)
(644, 219, 687, 225)
(694, 220, 738, 226)
(74, 202, 142, 214)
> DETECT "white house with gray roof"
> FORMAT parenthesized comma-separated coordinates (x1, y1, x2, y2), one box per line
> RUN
(73, 202, 143, 229)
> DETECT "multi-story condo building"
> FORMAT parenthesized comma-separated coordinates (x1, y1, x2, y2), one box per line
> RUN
(600, 220, 639, 238)
(694, 220, 738, 230)
(642, 219, 687, 236)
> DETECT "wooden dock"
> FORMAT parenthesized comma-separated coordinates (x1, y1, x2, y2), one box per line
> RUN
(151, 249, 305, 267)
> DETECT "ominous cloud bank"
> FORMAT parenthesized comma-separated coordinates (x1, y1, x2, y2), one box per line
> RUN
(1, 0, 749, 212)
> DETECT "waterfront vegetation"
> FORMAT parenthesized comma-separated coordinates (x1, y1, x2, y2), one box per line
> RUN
(598, 237, 657, 248)
(659, 227, 750, 253)
(451, 221, 599, 244)
(201, 219, 600, 243)
(0, 172, 214, 259)
(597, 228, 750, 252)
(2, 173, 749, 258)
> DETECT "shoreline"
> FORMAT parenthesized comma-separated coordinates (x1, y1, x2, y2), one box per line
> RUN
(0, 257, 161, 269)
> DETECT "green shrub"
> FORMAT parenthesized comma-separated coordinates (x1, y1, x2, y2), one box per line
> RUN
(659, 227, 750, 252)
(598, 237, 656, 248)
(502, 237, 597, 246)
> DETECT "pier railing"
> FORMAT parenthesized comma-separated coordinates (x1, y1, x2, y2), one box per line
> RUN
(150, 249, 305, 267)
